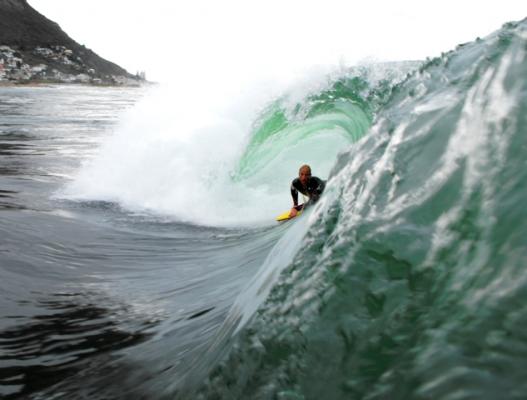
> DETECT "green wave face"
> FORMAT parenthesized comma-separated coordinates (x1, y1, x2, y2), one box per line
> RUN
(232, 75, 377, 188)
(189, 19, 527, 400)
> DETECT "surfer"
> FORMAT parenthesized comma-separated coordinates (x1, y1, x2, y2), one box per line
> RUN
(289, 164, 326, 218)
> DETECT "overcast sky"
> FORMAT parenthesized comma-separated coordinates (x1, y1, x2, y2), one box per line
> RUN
(28, 0, 526, 83)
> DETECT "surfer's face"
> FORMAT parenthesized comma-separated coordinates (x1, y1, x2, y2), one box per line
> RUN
(299, 167, 311, 186)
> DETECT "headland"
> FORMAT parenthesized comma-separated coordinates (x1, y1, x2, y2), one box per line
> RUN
(0, 0, 146, 86)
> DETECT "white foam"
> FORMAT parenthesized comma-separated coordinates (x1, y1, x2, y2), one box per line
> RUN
(62, 69, 356, 227)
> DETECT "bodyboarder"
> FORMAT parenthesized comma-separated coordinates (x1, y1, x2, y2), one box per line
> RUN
(289, 164, 325, 218)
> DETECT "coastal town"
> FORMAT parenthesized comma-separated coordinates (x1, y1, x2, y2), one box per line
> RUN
(0, 0, 146, 86)
(0, 44, 145, 86)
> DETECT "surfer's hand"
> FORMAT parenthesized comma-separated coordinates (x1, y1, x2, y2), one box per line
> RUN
(290, 207, 298, 217)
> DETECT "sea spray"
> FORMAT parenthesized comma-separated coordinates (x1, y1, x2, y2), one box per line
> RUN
(63, 63, 415, 227)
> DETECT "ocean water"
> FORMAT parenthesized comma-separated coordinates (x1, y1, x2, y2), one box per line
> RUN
(1, 18, 526, 400)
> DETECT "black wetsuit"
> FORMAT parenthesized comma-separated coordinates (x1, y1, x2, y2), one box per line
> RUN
(290, 176, 326, 207)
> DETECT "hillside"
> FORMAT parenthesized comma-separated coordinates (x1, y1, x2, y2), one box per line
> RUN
(0, 0, 144, 85)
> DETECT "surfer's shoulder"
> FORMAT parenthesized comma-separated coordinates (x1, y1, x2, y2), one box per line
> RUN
(310, 176, 324, 185)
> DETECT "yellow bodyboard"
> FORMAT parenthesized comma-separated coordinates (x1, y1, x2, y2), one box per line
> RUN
(276, 207, 303, 222)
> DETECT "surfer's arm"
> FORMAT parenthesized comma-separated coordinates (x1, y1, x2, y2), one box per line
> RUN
(290, 182, 300, 217)
(315, 178, 326, 194)
(290, 183, 299, 206)
(310, 178, 326, 202)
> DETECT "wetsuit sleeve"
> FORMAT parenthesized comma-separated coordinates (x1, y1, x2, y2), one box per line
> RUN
(309, 177, 326, 203)
(290, 181, 299, 206)
(316, 178, 326, 195)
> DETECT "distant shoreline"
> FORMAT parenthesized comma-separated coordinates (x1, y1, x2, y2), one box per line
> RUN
(0, 44, 147, 87)
(0, 79, 152, 87)
(0, 80, 154, 88)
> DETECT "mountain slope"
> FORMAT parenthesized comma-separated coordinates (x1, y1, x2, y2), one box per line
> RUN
(0, 0, 141, 84)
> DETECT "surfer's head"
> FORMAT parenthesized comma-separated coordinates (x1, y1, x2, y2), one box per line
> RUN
(298, 164, 312, 186)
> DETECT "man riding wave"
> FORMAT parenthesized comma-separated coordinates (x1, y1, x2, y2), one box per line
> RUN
(289, 164, 325, 218)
